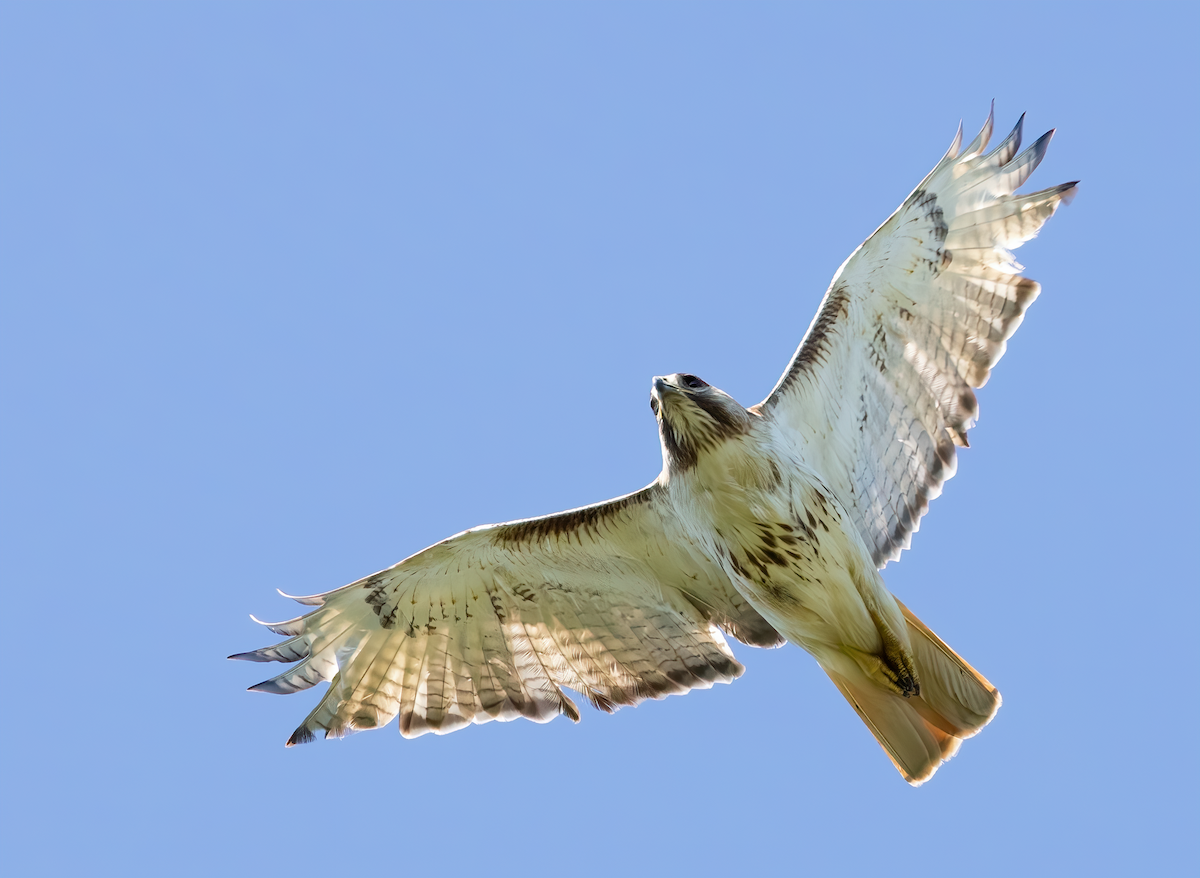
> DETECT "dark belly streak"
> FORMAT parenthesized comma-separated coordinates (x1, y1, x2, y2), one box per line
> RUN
(723, 514, 826, 612)
(719, 487, 919, 698)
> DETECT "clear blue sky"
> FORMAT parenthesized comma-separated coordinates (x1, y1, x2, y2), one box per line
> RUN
(2, 3, 1197, 876)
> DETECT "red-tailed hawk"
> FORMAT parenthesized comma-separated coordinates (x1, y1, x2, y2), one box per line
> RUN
(232, 108, 1075, 785)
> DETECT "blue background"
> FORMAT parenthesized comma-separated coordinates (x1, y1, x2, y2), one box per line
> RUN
(2, 3, 1197, 876)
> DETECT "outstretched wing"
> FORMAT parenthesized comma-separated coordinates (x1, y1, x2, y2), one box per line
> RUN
(231, 484, 782, 745)
(761, 108, 1076, 567)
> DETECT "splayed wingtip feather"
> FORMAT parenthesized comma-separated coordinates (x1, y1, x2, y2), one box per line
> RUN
(945, 121, 963, 159)
(276, 588, 326, 607)
(962, 101, 994, 157)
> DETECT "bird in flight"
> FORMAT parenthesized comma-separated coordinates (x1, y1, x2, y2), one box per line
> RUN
(232, 107, 1075, 785)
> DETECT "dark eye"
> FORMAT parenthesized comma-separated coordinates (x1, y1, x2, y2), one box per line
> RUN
(680, 374, 707, 390)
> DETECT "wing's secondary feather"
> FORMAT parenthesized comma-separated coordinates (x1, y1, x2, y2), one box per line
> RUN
(762, 107, 1076, 567)
(231, 485, 782, 745)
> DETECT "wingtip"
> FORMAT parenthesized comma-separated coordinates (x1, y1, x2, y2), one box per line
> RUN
(1024, 128, 1056, 168)
(286, 725, 316, 747)
(981, 99, 995, 140)
(249, 613, 305, 636)
(276, 588, 326, 607)
(945, 120, 964, 159)
(989, 113, 1025, 165)
(962, 101, 995, 158)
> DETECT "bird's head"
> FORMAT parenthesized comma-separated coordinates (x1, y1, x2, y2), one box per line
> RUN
(650, 373, 752, 472)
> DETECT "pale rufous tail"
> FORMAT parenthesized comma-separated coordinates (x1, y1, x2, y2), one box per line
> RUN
(827, 599, 1001, 785)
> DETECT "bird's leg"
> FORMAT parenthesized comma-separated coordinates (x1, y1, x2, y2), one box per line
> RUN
(849, 599, 921, 695)
(842, 602, 920, 697)
(838, 555, 921, 697)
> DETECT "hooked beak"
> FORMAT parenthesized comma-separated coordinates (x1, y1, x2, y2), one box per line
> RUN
(650, 376, 670, 416)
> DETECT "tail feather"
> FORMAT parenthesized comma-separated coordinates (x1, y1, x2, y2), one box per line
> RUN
(896, 598, 1001, 737)
(827, 602, 1001, 785)
(827, 670, 961, 786)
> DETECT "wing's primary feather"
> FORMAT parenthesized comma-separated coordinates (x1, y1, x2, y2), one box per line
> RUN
(761, 107, 1076, 566)
(231, 485, 783, 745)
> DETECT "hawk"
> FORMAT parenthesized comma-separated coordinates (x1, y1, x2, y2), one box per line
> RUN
(232, 108, 1075, 785)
